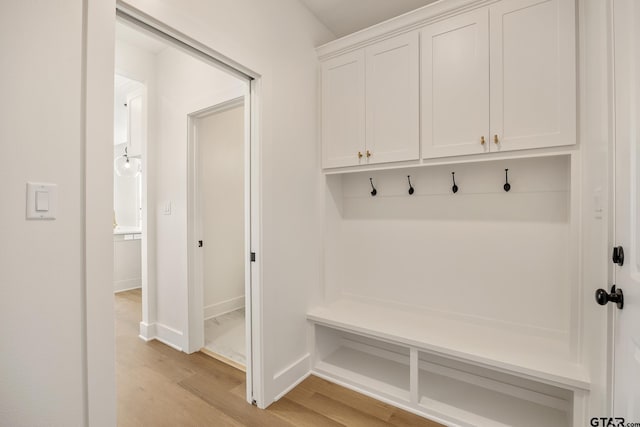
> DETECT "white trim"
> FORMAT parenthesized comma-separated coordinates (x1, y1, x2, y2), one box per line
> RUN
(273, 371, 311, 402)
(316, 0, 502, 60)
(191, 96, 244, 117)
(186, 110, 204, 354)
(155, 323, 184, 351)
(247, 78, 263, 406)
(115, 5, 256, 81)
(271, 353, 312, 401)
(605, 0, 617, 415)
(137, 321, 184, 352)
(114, 283, 142, 294)
(204, 296, 245, 320)
(138, 321, 156, 341)
(84, 0, 117, 424)
(323, 146, 578, 175)
(187, 98, 246, 355)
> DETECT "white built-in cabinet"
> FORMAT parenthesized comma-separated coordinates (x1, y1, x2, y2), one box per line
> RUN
(314, 0, 588, 426)
(365, 33, 419, 165)
(322, 33, 419, 168)
(488, 0, 576, 153)
(421, 8, 490, 158)
(321, 0, 576, 168)
(321, 51, 366, 168)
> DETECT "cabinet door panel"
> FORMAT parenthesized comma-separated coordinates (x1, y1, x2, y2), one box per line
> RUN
(490, 0, 576, 152)
(421, 9, 490, 159)
(366, 32, 419, 164)
(322, 51, 366, 169)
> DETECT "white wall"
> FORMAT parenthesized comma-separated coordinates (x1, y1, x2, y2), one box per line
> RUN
(113, 143, 142, 228)
(0, 0, 115, 425)
(199, 105, 246, 318)
(122, 0, 334, 404)
(115, 38, 157, 89)
(325, 156, 572, 340)
(114, 236, 142, 292)
(114, 80, 128, 145)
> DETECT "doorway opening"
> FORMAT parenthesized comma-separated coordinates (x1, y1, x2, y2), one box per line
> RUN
(113, 6, 260, 407)
(189, 98, 247, 371)
(113, 74, 145, 302)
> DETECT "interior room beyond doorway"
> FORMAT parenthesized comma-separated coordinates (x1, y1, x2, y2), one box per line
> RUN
(114, 12, 253, 416)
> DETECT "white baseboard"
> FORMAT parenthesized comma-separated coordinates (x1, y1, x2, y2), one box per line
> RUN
(138, 321, 183, 352)
(271, 353, 311, 402)
(114, 278, 141, 293)
(139, 321, 156, 341)
(114, 283, 142, 294)
(204, 296, 245, 320)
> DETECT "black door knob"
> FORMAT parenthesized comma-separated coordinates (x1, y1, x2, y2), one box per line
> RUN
(595, 285, 624, 309)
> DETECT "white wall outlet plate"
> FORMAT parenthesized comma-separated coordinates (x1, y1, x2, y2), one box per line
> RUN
(26, 182, 57, 220)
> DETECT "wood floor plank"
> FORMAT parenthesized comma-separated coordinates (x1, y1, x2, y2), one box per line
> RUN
(387, 409, 445, 427)
(178, 371, 294, 427)
(284, 386, 393, 427)
(115, 289, 445, 427)
(297, 375, 396, 421)
(268, 397, 345, 427)
(117, 365, 242, 427)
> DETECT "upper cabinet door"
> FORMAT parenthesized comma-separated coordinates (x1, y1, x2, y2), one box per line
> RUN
(421, 9, 490, 159)
(489, 0, 576, 152)
(365, 33, 420, 164)
(322, 50, 366, 169)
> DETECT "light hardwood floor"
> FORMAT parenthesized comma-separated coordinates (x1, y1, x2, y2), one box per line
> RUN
(116, 289, 442, 426)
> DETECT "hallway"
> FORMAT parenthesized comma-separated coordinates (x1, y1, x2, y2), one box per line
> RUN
(115, 290, 441, 426)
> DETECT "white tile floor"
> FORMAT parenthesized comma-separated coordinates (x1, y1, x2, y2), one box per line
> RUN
(203, 308, 246, 367)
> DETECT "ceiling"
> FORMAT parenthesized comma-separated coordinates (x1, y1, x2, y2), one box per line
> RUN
(299, 0, 438, 38)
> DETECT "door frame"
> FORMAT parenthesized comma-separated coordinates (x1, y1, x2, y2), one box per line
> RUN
(115, 4, 263, 407)
(607, 0, 617, 412)
(186, 96, 250, 354)
(609, 0, 640, 415)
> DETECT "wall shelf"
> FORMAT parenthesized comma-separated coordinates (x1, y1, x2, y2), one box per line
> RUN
(315, 341, 411, 403)
(418, 376, 569, 427)
(309, 298, 585, 426)
(308, 298, 589, 391)
(323, 146, 576, 175)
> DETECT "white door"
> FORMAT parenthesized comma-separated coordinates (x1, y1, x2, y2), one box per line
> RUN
(611, 0, 640, 419)
(365, 32, 419, 164)
(489, 0, 576, 153)
(421, 8, 489, 159)
(322, 50, 366, 168)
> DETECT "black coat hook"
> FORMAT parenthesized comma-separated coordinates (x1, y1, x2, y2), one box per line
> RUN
(451, 172, 458, 194)
(407, 176, 414, 195)
(369, 178, 377, 197)
(504, 169, 511, 192)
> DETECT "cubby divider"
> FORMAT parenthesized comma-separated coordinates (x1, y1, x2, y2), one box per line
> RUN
(309, 297, 586, 426)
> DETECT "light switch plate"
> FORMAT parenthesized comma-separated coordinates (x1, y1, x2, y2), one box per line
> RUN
(27, 182, 57, 219)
